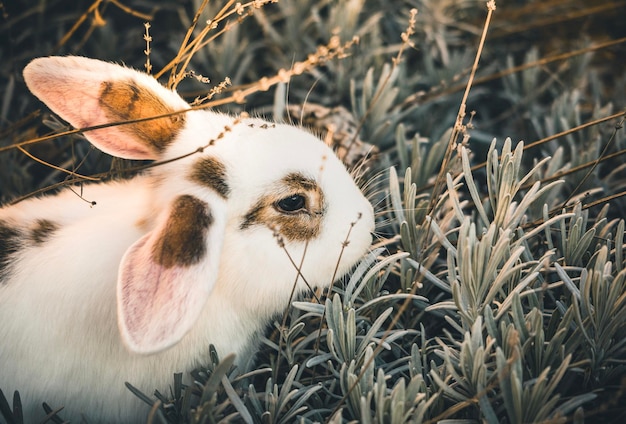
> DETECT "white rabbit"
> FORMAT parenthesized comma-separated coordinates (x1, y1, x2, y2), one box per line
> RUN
(0, 56, 375, 423)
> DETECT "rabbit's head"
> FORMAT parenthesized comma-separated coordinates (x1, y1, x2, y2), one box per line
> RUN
(23, 56, 375, 355)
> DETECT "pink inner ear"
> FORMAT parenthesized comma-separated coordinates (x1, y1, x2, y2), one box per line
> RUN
(80, 127, 159, 160)
(116, 194, 225, 354)
(117, 233, 213, 354)
(23, 56, 186, 160)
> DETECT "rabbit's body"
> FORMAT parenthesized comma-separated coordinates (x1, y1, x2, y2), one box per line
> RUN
(0, 57, 374, 422)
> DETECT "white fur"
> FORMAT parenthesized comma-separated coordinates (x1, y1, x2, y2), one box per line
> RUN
(0, 57, 374, 422)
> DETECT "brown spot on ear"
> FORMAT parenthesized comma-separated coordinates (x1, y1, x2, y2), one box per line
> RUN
(99, 80, 185, 153)
(240, 173, 325, 242)
(30, 219, 59, 244)
(0, 221, 21, 281)
(189, 157, 230, 199)
(152, 195, 212, 268)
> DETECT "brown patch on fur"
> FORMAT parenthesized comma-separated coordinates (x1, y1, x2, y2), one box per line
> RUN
(283, 173, 319, 192)
(30, 219, 59, 244)
(0, 221, 21, 280)
(151, 195, 212, 268)
(189, 157, 230, 199)
(134, 217, 150, 231)
(240, 173, 325, 242)
(99, 80, 185, 153)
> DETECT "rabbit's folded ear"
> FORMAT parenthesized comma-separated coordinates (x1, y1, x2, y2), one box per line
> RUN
(23, 56, 190, 160)
(117, 194, 225, 354)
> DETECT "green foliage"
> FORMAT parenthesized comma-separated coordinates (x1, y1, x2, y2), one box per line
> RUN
(1, 0, 626, 422)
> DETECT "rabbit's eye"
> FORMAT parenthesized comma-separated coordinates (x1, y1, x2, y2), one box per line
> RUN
(276, 194, 306, 213)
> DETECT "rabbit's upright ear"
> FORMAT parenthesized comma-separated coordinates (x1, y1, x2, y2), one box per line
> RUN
(117, 194, 225, 354)
(23, 56, 189, 160)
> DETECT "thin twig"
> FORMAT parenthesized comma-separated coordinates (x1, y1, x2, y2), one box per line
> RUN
(16, 146, 99, 181)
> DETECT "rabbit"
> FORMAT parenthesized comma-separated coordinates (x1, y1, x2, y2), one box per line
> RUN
(0, 56, 375, 423)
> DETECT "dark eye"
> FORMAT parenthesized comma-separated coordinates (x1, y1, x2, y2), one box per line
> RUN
(276, 194, 306, 213)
